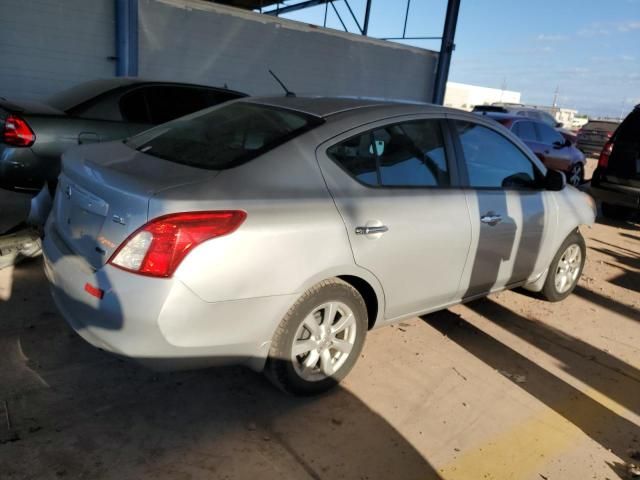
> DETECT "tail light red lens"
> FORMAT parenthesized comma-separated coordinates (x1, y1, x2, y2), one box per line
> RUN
(606, 131, 613, 139)
(3, 114, 36, 147)
(109, 211, 247, 278)
(598, 141, 613, 169)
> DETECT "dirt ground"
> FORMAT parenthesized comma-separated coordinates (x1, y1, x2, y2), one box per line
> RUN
(0, 177, 638, 480)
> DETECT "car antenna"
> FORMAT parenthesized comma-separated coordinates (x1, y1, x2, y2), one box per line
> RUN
(268, 70, 296, 97)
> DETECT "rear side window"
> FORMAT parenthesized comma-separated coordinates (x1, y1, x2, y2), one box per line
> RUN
(512, 121, 537, 142)
(327, 120, 450, 187)
(455, 121, 540, 189)
(125, 102, 323, 170)
(120, 88, 150, 123)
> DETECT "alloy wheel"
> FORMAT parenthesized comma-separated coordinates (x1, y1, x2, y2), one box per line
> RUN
(554, 244, 582, 293)
(291, 301, 357, 382)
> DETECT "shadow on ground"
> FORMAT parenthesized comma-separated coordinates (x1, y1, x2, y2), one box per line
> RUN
(0, 259, 442, 480)
(421, 303, 640, 468)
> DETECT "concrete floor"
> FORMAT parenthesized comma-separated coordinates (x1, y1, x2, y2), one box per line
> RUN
(0, 185, 638, 480)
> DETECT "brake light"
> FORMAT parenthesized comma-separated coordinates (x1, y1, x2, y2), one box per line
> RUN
(109, 211, 247, 278)
(2, 114, 35, 147)
(598, 141, 613, 168)
(606, 131, 613, 139)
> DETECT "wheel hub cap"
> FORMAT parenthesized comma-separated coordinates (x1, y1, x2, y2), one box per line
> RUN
(554, 244, 582, 294)
(291, 301, 357, 382)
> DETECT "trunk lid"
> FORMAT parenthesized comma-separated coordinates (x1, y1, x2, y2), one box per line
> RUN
(0, 98, 64, 116)
(53, 141, 219, 268)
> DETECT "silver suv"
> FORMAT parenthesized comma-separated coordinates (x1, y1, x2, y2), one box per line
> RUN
(43, 97, 596, 395)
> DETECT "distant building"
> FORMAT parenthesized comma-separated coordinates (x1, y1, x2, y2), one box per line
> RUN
(444, 82, 521, 111)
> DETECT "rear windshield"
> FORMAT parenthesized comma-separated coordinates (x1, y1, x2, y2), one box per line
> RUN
(125, 101, 323, 170)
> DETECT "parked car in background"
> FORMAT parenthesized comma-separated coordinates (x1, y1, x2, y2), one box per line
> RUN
(477, 112, 586, 186)
(576, 119, 621, 157)
(590, 105, 640, 219)
(472, 103, 577, 144)
(43, 97, 595, 396)
(0, 78, 247, 192)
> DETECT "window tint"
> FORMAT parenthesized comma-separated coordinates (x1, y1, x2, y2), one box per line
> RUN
(512, 121, 537, 142)
(536, 123, 564, 145)
(71, 92, 124, 121)
(126, 86, 241, 125)
(456, 121, 539, 189)
(615, 109, 639, 143)
(326, 132, 379, 185)
(120, 88, 151, 124)
(125, 102, 323, 170)
(327, 120, 450, 187)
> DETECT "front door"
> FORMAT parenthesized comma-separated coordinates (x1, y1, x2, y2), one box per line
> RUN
(316, 117, 471, 320)
(451, 119, 553, 298)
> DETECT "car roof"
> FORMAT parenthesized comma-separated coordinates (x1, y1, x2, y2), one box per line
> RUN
(245, 96, 448, 118)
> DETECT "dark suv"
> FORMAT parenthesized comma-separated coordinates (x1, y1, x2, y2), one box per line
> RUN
(590, 106, 640, 219)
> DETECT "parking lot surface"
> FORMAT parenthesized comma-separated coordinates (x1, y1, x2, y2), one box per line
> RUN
(0, 187, 638, 480)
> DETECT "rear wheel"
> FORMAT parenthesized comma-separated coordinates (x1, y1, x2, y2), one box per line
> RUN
(541, 231, 586, 302)
(601, 202, 633, 220)
(265, 279, 367, 396)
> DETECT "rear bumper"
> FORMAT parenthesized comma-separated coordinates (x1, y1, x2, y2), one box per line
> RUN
(589, 181, 640, 210)
(42, 222, 296, 371)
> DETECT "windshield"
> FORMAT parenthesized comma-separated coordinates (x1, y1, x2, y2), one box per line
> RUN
(124, 101, 324, 170)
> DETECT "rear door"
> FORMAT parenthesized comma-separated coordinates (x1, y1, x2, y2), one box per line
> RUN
(316, 115, 471, 319)
(450, 118, 555, 298)
(607, 108, 640, 187)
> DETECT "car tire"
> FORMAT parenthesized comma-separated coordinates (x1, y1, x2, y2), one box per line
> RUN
(541, 230, 586, 302)
(265, 278, 368, 396)
(601, 202, 633, 220)
(568, 163, 584, 187)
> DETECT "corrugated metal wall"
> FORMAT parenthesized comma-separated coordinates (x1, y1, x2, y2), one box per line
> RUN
(139, 0, 437, 101)
(0, 0, 437, 103)
(0, 0, 115, 101)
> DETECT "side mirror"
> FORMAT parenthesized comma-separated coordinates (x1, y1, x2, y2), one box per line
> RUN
(552, 140, 565, 149)
(544, 169, 566, 191)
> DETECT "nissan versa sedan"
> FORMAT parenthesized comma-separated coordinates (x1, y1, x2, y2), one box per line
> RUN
(43, 97, 596, 395)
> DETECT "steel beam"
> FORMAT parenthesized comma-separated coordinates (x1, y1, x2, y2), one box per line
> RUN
(432, 0, 460, 104)
(263, 0, 330, 16)
(115, 0, 138, 76)
(362, 0, 372, 35)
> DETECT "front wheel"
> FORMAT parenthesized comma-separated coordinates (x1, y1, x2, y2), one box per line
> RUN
(541, 230, 586, 302)
(265, 279, 368, 396)
(567, 163, 584, 187)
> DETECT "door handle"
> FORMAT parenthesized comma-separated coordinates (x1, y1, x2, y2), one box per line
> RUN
(355, 225, 389, 235)
(480, 213, 502, 226)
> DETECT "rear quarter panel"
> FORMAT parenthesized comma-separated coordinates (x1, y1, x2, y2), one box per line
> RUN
(149, 135, 363, 304)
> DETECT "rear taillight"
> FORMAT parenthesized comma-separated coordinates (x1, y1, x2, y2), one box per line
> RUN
(598, 141, 613, 168)
(109, 211, 247, 278)
(606, 131, 613, 139)
(2, 114, 35, 147)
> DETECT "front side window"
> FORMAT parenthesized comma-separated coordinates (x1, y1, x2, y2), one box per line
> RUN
(512, 121, 538, 142)
(536, 123, 564, 145)
(125, 102, 323, 170)
(456, 121, 540, 189)
(327, 119, 450, 187)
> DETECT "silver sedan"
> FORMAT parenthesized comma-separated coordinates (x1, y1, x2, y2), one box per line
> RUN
(42, 97, 596, 395)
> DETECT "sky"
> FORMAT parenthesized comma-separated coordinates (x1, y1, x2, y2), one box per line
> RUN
(277, 0, 640, 118)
